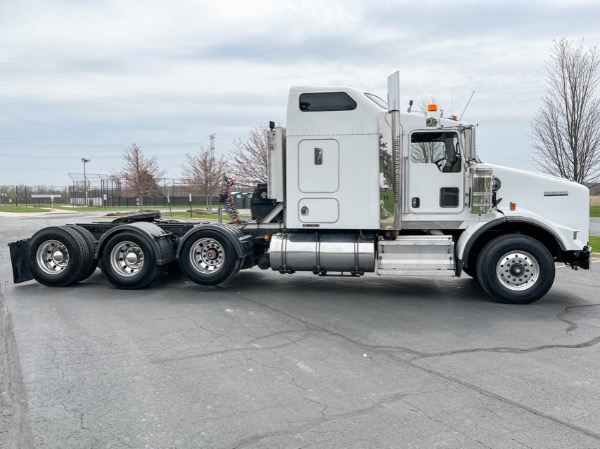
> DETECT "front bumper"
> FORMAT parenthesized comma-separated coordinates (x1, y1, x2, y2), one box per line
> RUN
(563, 245, 591, 270)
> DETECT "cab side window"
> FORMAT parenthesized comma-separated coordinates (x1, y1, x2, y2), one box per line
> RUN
(410, 131, 461, 173)
(299, 92, 357, 112)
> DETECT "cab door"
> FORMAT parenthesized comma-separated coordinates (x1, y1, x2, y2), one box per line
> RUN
(407, 130, 464, 214)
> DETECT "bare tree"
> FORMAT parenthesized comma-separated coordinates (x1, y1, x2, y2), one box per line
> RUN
(231, 124, 269, 185)
(410, 141, 445, 164)
(113, 144, 164, 210)
(532, 38, 600, 183)
(0, 185, 11, 206)
(181, 147, 228, 211)
(410, 100, 446, 164)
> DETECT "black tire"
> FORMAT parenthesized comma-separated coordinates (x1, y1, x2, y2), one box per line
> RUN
(27, 226, 89, 287)
(100, 232, 162, 289)
(67, 225, 98, 281)
(179, 230, 239, 286)
(476, 234, 555, 304)
(462, 265, 476, 278)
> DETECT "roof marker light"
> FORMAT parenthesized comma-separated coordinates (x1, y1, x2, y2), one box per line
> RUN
(428, 104, 438, 112)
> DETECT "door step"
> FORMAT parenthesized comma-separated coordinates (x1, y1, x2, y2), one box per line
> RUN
(377, 235, 455, 276)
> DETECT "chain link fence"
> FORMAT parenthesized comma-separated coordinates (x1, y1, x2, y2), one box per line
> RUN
(0, 174, 255, 209)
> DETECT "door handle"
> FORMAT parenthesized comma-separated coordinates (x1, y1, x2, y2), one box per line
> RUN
(314, 148, 323, 165)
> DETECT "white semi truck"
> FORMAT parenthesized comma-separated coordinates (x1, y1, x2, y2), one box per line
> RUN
(8, 72, 591, 304)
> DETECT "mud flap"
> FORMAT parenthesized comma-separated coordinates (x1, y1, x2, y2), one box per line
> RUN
(8, 240, 33, 284)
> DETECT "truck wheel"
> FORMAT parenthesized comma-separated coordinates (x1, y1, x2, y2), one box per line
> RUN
(67, 225, 98, 281)
(179, 230, 239, 286)
(476, 235, 555, 304)
(27, 226, 89, 287)
(100, 232, 162, 289)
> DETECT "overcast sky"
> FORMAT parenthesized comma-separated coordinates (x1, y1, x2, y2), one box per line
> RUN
(1, 0, 599, 187)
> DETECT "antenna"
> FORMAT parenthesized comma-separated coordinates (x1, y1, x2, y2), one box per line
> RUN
(459, 91, 475, 121)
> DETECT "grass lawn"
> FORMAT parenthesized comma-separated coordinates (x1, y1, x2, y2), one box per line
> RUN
(58, 205, 132, 212)
(0, 204, 51, 213)
(589, 236, 600, 253)
(591, 205, 600, 218)
(57, 205, 235, 213)
(57, 205, 167, 212)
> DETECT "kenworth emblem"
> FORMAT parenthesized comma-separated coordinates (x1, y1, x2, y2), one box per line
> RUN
(544, 191, 568, 197)
(426, 117, 438, 127)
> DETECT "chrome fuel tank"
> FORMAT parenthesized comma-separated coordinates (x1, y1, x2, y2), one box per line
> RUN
(270, 233, 375, 274)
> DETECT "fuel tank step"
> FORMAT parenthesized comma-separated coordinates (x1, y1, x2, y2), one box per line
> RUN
(377, 235, 455, 276)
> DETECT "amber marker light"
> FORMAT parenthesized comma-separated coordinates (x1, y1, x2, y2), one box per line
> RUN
(510, 202, 517, 211)
(428, 104, 438, 111)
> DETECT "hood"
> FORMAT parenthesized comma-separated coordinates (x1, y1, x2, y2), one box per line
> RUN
(485, 164, 590, 245)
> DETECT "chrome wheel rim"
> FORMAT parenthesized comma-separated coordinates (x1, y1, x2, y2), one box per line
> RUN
(36, 240, 69, 275)
(496, 250, 539, 291)
(110, 241, 144, 277)
(189, 238, 224, 274)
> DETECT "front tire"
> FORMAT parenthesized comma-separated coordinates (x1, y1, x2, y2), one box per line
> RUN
(179, 230, 239, 286)
(100, 232, 162, 289)
(476, 234, 555, 304)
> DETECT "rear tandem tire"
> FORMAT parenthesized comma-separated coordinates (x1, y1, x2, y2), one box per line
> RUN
(179, 230, 239, 286)
(476, 234, 555, 304)
(67, 225, 99, 282)
(27, 226, 90, 287)
(100, 231, 162, 289)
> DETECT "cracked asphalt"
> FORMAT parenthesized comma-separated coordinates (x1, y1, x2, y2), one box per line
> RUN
(1, 214, 600, 449)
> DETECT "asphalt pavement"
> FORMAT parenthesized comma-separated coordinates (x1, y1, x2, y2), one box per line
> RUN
(1, 213, 600, 448)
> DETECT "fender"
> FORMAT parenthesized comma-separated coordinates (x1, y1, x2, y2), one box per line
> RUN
(456, 214, 570, 270)
(504, 216, 570, 251)
(178, 223, 254, 260)
(96, 222, 177, 265)
(456, 218, 506, 261)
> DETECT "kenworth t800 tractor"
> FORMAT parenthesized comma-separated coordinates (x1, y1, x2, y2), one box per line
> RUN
(9, 72, 591, 304)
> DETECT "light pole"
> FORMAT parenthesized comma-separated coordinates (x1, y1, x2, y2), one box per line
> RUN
(81, 158, 91, 206)
(209, 133, 216, 159)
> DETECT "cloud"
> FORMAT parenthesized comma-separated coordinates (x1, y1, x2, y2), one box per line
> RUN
(1, 0, 599, 185)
